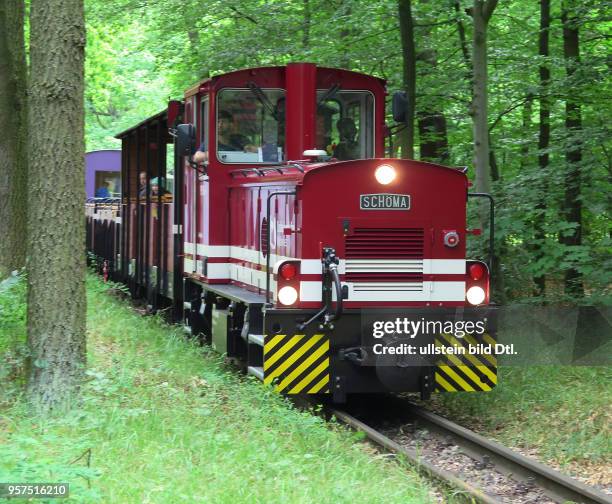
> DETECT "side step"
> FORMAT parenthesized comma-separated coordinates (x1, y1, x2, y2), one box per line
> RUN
(247, 333, 264, 346)
(247, 366, 264, 381)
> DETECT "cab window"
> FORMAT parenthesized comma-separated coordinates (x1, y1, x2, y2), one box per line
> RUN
(316, 90, 374, 160)
(216, 89, 286, 163)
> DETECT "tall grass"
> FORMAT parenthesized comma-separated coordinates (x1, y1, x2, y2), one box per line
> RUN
(1, 276, 435, 503)
(433, 366, 611, 467)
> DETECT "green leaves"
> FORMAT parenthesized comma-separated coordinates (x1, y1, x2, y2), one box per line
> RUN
(82, 0, 610, 302)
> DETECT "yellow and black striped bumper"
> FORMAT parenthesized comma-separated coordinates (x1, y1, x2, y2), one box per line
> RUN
(263, 334, 330, 394)
(434, 333, 497, 392)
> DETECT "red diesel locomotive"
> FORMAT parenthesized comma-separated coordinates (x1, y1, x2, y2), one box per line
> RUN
(86, 63, 497, 402)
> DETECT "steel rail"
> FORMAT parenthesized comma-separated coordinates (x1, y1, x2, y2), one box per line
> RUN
(405, 404, 611, 504)
(330, 408, 504, 504)
(330, 405, 611, 504)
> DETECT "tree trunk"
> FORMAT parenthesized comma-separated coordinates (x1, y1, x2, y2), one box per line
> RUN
(416, 54, 449, 162)
(0, 0, 27, 278)
(418, 111, 449, 163)
(520, 94, 534, 170)
(303, 0, 311, 50)
(470, 0, 503, 302)
(471, 0, 498, 194)
(398, 0, 416, 159)
(338, 1, 353, 69)
(455, 1, 498, 181)
(454, 0, 471, 76)
(26, 0, 87, 414)
(560, 2, 583, 298)
(416, 2, 449, 164)
(534, 0, 550, 295)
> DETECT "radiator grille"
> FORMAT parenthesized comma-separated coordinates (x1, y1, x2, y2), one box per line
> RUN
(344, 228, 425, 285)
(345, 228, 424, 259)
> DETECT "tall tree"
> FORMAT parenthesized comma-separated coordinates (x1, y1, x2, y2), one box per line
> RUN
(417, 101, 449, 163)
(454, 0, 498, 181)
(560, 1, 584, 298)
(534, 0, 550, 295)
(0, 0, 27, 278)
(27, 0, 87, 413)
(471, 0, 498, 193)
(398, 0, 416, 159)
(302, 0, 311, 50)
(454, 0, 471, 77)
(415, 2, 449, 164)
(519, 94, 534, 170)
(337, 1, 353, 69)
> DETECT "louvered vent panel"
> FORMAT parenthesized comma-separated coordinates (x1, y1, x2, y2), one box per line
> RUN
(344, 228, 425, 284)
(345, 228, 424, 259)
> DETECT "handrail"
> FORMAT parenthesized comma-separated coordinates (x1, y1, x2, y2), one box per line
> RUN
(467, 192, 495, 273)
(265, 190, 297, 305)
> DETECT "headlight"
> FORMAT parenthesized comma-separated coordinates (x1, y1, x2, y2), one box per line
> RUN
(466, 286, 486, 306)
(278, 286, 298, 306)
(375, 164, 396, 185)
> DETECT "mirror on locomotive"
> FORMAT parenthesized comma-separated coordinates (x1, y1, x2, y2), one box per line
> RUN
(175, 124, 196, 157)
(392, 91, 408, 123)
(167, 100, 183, 129)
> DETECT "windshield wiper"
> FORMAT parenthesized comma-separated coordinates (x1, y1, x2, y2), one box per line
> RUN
(317, 83, 341, 106)
(247, 81, 278, 120)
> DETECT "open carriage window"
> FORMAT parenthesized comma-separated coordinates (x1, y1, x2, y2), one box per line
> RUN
(216, 89, 286, 164)
(316, 90, 374, 160)
(94, 170, 120, 198)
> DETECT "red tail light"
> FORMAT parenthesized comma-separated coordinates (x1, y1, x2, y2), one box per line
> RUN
(280, 262, 297, 280)
(469, 263, 485, 281)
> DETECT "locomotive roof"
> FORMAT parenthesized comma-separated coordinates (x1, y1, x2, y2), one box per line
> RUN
(183, 64, 386, 98)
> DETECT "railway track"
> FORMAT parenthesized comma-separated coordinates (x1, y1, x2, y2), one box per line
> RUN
(329, 402, 611, 504)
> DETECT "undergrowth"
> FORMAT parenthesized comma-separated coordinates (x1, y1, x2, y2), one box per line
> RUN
(0, 275, 435, 503)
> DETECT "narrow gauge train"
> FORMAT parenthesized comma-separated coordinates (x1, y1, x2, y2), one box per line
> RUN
(86, 63, 497, 402)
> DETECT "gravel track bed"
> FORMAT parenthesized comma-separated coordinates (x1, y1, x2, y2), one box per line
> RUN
(379, 419, 555, 503)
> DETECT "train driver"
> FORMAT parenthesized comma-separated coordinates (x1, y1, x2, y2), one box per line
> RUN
(333, 117, 360, 160)
(193, 110, 256, 164)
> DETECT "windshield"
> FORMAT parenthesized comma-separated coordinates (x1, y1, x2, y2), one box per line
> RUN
(316, 90, 374, 160)
(216, 89, 285, 164)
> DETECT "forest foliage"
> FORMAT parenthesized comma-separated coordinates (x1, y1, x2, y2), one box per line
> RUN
(84, 0, 611, 303)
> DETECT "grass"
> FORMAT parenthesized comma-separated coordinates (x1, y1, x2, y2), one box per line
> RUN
(0, 275, 437, 503)
(429, 365, 612, 485)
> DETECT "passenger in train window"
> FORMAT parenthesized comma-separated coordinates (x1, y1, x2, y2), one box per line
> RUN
(194, 110, 256, 163)
(151, 177, 171, 197)
(95, 185, 110, 198)
(261, 119, 280, 162)
(138, 171, 147, 198)
(333, 117, 360, 160)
